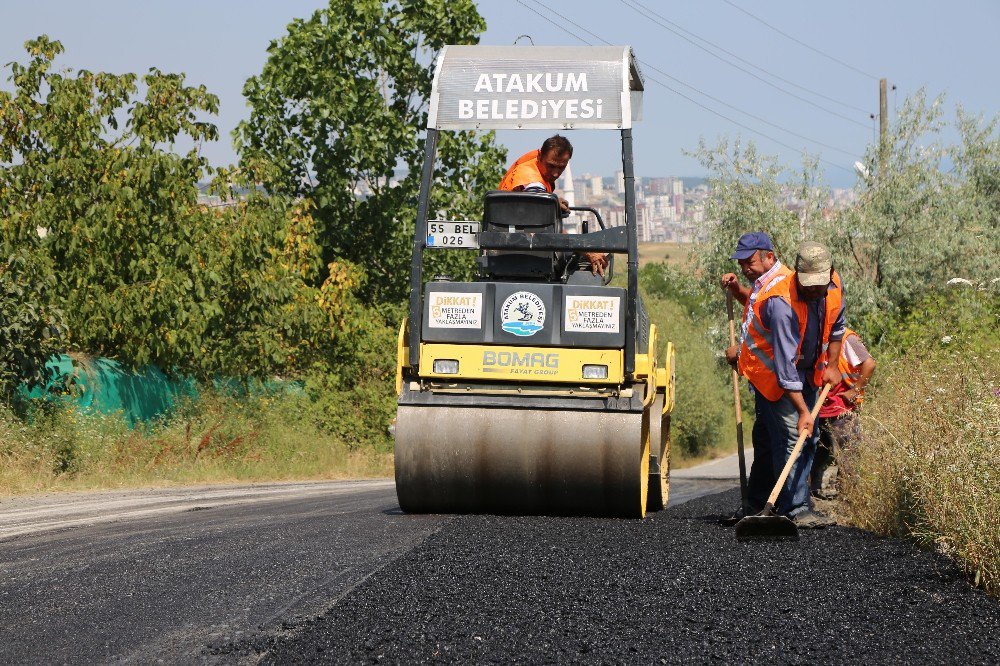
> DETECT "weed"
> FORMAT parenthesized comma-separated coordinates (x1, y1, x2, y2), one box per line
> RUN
(841, 343, 1000, 597)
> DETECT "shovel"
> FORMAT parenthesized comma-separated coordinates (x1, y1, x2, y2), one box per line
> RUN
(735, 383, 832, 540)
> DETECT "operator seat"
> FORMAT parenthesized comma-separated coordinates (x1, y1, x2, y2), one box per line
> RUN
(479, 191, 564, 281)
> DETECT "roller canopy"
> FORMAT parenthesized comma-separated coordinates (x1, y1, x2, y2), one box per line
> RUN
(428, 45, 644, 131)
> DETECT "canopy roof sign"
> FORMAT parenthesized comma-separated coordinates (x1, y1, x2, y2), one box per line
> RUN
(428, 45, 644, 131)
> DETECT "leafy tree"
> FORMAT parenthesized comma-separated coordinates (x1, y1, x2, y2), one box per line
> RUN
(821, 92, 1000, 340)
(236, 0, 507, 304)
(0, 37, 337, 381)
(0, 247, 64, 402)
(687, 137, 809, 291)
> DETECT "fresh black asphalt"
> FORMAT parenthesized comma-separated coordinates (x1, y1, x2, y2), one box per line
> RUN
(240, 488, 1000, 665)
(3, 481, 997, 664)
(0, 482, 443, 664)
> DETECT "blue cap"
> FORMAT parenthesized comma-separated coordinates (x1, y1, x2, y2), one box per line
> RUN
(730, 232, 774, 260)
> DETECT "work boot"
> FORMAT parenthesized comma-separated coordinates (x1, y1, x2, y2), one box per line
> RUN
(790, 508, 834, 529)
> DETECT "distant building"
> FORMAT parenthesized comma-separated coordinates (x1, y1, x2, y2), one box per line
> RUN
(590, 176, 603, 197)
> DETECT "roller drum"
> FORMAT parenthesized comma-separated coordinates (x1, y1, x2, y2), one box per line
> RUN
(395, 405, 649, 517)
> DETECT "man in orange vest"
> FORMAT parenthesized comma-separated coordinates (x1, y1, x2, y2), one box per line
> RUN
(724, 238, 844, 526)
(498, 135, 609, 276)
(811, 328, 876, 498)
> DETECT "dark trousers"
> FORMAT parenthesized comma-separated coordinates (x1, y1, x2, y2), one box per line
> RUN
(747, 383, 818, 515)
(812, 411, 861, 492)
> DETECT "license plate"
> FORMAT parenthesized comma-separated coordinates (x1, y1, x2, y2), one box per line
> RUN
(426, 220, 480, 249)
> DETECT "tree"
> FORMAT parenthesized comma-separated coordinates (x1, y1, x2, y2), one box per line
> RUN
(821, 92, 1000, 337)
(0, 36, 336, 381)
(687, 137, 812, 294)
(236, 0, 507, 304)
(0, 247, 64, 403)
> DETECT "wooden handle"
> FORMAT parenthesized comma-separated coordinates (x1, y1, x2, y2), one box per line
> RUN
(727, 291, 750, 514)
(726, 290, 736, 337)
(726, 291, 742, 423)
(765, 383, 833, 508)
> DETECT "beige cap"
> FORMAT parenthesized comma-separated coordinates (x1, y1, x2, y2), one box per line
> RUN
(795, 241, 833, 287)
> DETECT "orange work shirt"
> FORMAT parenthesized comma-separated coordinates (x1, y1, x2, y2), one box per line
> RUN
(498, 150, 554, 193)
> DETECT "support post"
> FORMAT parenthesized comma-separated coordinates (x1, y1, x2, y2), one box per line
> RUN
(408, 129, 439, 368)
(621, 129, 638, 378)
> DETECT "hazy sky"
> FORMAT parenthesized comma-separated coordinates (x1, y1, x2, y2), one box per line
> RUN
(2, 1, 997, 187)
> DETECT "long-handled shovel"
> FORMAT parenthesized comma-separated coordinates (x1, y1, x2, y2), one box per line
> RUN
(727, 291, 750, 517)
(735, 383, 832, 540)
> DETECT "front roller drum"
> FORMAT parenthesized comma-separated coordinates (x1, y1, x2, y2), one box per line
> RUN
(395, 405, 649, 518)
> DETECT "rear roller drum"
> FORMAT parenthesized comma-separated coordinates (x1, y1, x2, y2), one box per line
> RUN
(395, 405, 649, 518)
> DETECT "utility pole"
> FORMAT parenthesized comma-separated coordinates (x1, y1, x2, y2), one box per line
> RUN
(878, 78, 888, 176)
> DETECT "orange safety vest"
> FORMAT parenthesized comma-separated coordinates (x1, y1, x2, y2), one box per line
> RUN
(737, 264, 794, 401)
(837, 328, 864, 397)
(739, 268, 843, 401)
(819, 328, 866, 417)
(790, 270, 844, 388)
(498, 150, 554, 193)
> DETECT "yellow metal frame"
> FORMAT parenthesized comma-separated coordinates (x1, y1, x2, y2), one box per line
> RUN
(632, 324, 652, 406)
(654, 341, 676, 415)
(396, 318, 676, 407)
(418, 343, 624, 385)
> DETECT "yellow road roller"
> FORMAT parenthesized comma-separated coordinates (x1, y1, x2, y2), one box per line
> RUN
(394, 46, 675, 518)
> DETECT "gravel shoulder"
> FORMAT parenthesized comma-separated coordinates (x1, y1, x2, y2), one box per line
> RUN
(245, 488, 1000, 665)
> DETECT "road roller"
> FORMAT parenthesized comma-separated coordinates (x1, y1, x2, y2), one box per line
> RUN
(394, 46, 675, 518)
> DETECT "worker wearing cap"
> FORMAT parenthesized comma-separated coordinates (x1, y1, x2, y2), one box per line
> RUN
(498, 135, 609, 276)
(721, 231, 790, 332)
(811, 328, 876, 497)
(725, 238, 844, 525)
(722, 232, 796, 520)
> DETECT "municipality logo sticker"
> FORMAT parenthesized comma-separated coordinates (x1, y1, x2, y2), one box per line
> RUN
(500, 291, 546, 337)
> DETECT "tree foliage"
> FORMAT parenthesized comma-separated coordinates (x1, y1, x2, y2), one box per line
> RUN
(0, 247, 64, 402)
(687, 137, 806, 290)
(236, 0, 507, 303)
(821, 92, 1000, 339)
(688, 93, 1000, 346)
(0, 37, 346, 384)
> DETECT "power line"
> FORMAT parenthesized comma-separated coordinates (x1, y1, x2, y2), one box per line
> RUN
(722, 0, 880, 81)
(622, 0, 870, 129)
(625, 0, 870, 115)
(639, 59, 857, 158)
(513, 0, 854, 174)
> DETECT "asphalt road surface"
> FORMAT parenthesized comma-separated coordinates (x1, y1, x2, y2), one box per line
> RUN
(2, 472, 997, 664)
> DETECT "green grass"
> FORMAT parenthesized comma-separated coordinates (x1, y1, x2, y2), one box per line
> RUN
(639, 242, 694, 269)
(841, 346, 1000, 597)
(0, 390, 392, 496)
(644, 292, 737, 466)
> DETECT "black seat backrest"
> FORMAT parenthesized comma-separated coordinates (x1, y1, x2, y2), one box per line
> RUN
(481, 191, 563, 280)
(483, 190, 562, 233)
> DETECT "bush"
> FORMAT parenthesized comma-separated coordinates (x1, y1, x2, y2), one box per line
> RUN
(840, 287, 1000, 595)
(642, 275, 736, 460)
(842, 345, 1000, 596)
(0, 387, 392, 495)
